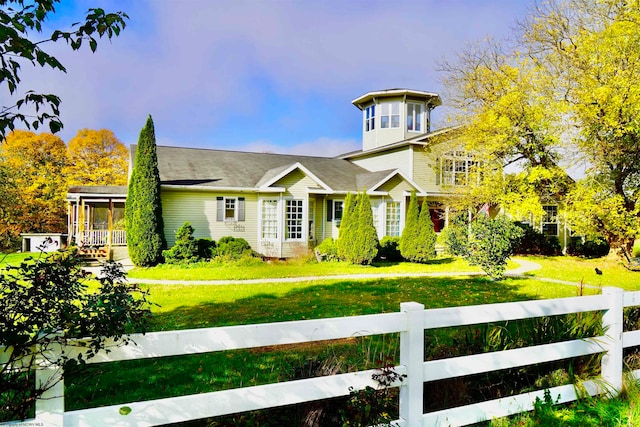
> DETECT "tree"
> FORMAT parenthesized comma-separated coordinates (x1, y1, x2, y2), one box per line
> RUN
(0, 1, 128, 138)
(441, 0, 640, 262)
(352, 192, 379, 265)
(0, 130, 67, 248)
(399, 191, 420, 260)
(66, 129, 128, 186)
(415, 198, 437, 262)
(337, 192, 357, 261)
(125, 115, 166, 266)
(451, 215, 523, 280)
(0, 250, 151, 422)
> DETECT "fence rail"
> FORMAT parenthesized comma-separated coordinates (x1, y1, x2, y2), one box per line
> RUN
(2, 287, 639, 427)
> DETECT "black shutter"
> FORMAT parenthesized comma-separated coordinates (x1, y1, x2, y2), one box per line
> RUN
(327, 200, 333, 221)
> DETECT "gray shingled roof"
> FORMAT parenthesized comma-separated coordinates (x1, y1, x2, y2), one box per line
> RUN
(131, 145, 384, 192)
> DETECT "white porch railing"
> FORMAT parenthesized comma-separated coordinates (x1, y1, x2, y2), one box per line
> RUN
(79, 230, 127, 247)
(2, 287, 639, 427)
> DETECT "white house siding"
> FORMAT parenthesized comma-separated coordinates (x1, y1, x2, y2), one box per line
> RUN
(412, 145, 440, 193)
(350, 147, 413, 177)
(161, 189, 259, 250)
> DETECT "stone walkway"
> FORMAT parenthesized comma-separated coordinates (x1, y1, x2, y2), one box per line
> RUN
(85, 256, 548, 286)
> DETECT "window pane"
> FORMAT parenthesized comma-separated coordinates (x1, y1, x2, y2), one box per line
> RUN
(381, 116, 389, 128)
(334, 201, 344, 220)
(286, 199, 303, 240)
(261, 200, 278, 239)
(391, 102, 399, 114)
(225, 198, 236, 220)
(386, 202, 400, 237)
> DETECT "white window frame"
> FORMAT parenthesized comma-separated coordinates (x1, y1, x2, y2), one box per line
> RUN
(365, 105, 375, 132)
(260, 199, 279, 240)
(441, 151, 479, 186)
(224, 197, 237, 221)
(385, 201, 401, 237)
(407, 102, 423, 132)
(380, 102, 400, 129)
(285, 199, 304, 241)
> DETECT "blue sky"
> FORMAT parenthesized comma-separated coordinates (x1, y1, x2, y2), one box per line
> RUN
(17, 0, 532, 156)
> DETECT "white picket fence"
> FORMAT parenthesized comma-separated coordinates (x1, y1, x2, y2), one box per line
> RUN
(3, 286, 640, 427)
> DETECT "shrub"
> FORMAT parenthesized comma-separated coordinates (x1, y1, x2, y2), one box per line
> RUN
(440, 214, 470, 257)
(512, 222, 562, 256)
(337, 192, 358, 261)
(377, 236, 403, 262)
(214, 236, 256, 259)
(414, 198, 437, 262)
(197, 238, 217, 259)
(351, 192, 379, 265)
(0, 250, 152, 421)
(316, 238, 340, 261)
(162, 222, 200, 264)
(399, 191, 420, 260)
(466, 215, 524, 279)
(566, 236, 610, 258)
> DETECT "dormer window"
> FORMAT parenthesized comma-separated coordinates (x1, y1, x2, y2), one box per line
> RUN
(381, 102, 400, 128)
(365, 105, 375, 132)
(407, 103, 423, 132)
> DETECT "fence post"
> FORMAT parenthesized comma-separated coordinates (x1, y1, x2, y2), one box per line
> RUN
(34, 343, 64, 427)
(601, 286, 624, 396)
(399, 302, 424, 426)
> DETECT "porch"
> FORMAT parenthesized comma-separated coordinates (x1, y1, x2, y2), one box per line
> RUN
(66, 186, 128, 250)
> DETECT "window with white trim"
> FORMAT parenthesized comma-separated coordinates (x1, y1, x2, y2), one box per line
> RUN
(541, 205, 559, 236)
(365, 105, 375, 132)
(261, 199, 278, 239)
(407, 103, 423, 132)
(217, 197, 245, 222)
(380, 102, 400, 128)
(386, 202, 401, 237)
(441, 151, 479, 186)
(285, 199, 304, 240)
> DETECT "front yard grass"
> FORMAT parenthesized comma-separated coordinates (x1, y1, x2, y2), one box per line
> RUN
(126, 256, 483, 281)
(525, 255, 639, 290)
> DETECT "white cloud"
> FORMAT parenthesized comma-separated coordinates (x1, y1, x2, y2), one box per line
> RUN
(245, 137, 360, 157)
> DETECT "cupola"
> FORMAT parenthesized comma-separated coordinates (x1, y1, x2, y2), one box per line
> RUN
(352, 89, 441, 151)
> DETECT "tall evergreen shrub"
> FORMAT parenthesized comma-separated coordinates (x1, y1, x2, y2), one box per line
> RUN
(337, 192, 357, 261)
(414, 198, 437, 262)
(352, 192, 379, 264)
(400, 191, 420, 260)
(125, 115, 166, 266)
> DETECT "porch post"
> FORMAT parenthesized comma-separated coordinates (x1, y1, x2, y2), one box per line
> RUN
(107, 199, 113, 253)
(78, 199, 85, 245)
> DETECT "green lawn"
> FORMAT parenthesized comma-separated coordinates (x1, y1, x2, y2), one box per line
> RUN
(0, 252, 41, 265)
(127, 256, 483, 281)
(525, 255, 640, 290)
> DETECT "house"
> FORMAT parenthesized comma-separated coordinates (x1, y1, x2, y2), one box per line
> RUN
(66, 88, 566, 259)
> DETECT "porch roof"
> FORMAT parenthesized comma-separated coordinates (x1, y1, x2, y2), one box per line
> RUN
(66, 186, 128, 201)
